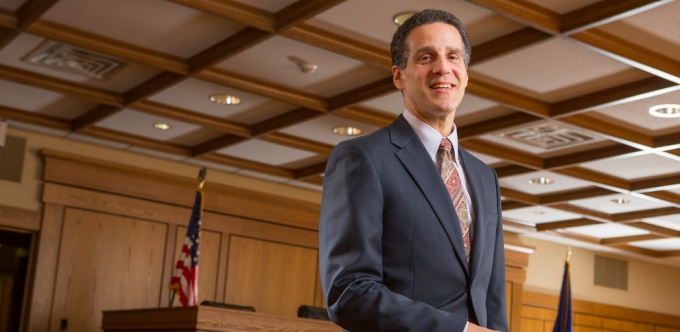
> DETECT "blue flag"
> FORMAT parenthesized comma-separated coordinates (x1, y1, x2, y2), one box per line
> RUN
(552, 260, 573, 332)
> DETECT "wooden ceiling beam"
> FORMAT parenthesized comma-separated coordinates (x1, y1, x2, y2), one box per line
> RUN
(250, 108, 324, 136)
(260, 132, 334, 156)
(458, 112, 542, 141)
(470, 27, 553, 65)
(570, 29, 680, 84)
(333, 106, 397, 128)
(559, 113, 654, 147)
(561, 0, 670, 34)
(535, 218, 601, 232)
(612, 207, 680, 222)
(327, 76, 396, 111)
(132, 100, 251, 136)
(466, 0, 561, 34)
(551, 77, 677, 118)
(294, 161, 328, 179)
(14, 0, 56, 30)
(79, 127, 192, 156)
(466, 77, 551, 117)
(554, 167, 630, 191)
(188, 27, 272, 74)
(197, 68, 328, 111)
(0, 105, 71, 130)
(170, 0, 276, 32)
(275, 0, 345, 31)
(543, 144, 640, 169)
(199, 152, 294, 178)
(191, 135, 249, 157)
(461, 139, 544, 169)
(601, 233, 663, 245)
(123, 72, 186, 105)
(281, 23, 392, 68)
(27, 20, 187, 74)
(541, 187, 615, 205)
(72, 105, 122, 132)
(0, 64, 122, 106)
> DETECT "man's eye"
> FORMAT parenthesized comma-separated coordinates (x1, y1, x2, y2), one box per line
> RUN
(419, 55, 432, 62)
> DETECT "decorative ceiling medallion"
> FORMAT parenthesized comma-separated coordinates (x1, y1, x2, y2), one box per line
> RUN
(22, 41, 125, 80)
(498, 122, 596, 150)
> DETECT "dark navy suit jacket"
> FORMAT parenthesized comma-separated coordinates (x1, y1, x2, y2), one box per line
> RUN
(319, 115, 508, 331)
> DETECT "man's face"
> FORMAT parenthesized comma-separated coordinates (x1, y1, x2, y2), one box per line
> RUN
(392, 22, 468, 124)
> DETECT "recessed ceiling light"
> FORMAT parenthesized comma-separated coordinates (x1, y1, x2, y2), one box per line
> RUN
(529, 177, 554, 185)
(649, 104, 680, 118)
(153, 122, 171, 130)
(209, 93, 242, 105)
(333, 126, 362, 136)
(393, 12, 415, 25)
(611, 198, 631, 205)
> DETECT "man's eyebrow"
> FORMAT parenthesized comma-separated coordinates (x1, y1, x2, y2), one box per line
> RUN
(412, 45, 463, 55)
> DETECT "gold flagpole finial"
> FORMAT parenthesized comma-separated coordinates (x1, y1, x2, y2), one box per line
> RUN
(197, 166, 207, 189)
(566, 246, 572, 262)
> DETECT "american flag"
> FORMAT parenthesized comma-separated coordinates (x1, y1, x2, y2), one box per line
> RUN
(169, 189, 204, 306)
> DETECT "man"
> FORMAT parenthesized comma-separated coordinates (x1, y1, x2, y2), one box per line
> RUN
(318, 9, 507, 332)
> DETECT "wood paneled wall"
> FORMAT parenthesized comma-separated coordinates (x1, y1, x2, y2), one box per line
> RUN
(2, 148, 671, 332)
(522, 290, 680, 331)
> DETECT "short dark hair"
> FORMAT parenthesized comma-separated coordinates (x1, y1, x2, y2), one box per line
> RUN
(390, 9, 471, 69)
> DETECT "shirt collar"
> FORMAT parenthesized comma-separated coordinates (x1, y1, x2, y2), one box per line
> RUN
(402, 110, 460, 163)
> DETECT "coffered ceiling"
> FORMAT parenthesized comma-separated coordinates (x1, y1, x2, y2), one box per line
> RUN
(1, 0, 680, 267)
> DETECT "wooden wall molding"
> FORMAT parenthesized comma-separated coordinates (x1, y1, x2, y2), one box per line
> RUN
(523, 290, 680, 329)
(39, 148, 320, 230)
(0, 204, 40, 231)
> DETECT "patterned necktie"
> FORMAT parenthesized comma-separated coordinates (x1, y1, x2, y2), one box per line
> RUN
(436, 138, 471, 263)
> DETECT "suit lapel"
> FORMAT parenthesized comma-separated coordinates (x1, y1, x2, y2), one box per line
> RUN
(388, 116, 470, 273)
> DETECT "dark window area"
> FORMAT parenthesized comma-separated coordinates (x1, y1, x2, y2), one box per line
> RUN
(0, 229, 32, 332)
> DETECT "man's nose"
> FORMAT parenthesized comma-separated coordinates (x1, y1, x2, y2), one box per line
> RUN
(432, 57, 451, 75)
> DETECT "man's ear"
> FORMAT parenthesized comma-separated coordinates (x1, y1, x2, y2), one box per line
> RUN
(392, 66, 404, 90)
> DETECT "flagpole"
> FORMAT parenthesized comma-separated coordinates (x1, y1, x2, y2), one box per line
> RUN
(168, 166, 207, 307)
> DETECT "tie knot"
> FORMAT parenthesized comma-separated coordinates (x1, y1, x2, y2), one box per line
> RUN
(439, 138, 452, 152)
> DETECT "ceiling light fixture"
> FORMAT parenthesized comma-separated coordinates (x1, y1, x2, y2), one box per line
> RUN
(529, 177, 554, 185)
(333, 126, 362, 136)
(611, 198, 631, 205)
(393, 12, 415, 25)
(286, 56, 318, 74)
(649, 104, 680, 118)
(153, 122, 171, 130)
(209, 93, 242, 105)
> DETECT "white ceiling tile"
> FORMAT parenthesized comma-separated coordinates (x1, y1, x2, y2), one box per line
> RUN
(278, 114, 381, 146)
(565, 223, 649, 239)
(96, 109, 224, 145)
(569, 193, 671, 214)
(500, 171, 595, 195)
(214, 35, 390, 97)
(591, 89, 680, 132)
(147, 78, 296, 124)
(503, 206, 583, 226)
(127, 146, 189, 162)
(361, 91, 403, 115)
(642, 214, 680, 232)
(470, 37, 640, 97)
(43, 0, 245, 58)
(629, 238, 680, 251)
(580, 153, 680, 181)
(216, 139, 317, 166)
(0, 79, 97, 118)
